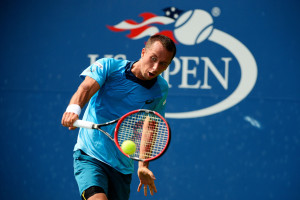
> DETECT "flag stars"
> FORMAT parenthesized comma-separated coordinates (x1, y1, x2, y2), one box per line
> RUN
(163, 7, 184, 19)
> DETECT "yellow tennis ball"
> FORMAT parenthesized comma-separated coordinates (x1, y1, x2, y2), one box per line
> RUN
(121, 140, 136, 155)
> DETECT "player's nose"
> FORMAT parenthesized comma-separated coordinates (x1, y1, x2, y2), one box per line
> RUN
(152, 63, 159, 72)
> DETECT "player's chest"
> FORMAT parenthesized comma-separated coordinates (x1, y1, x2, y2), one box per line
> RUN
(104, 78, 163, 106)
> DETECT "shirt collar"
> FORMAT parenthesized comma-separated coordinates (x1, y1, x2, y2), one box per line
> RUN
(125, 61, 157, 89)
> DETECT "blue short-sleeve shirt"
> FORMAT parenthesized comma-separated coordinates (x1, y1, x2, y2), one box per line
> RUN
(74, 58, 169, 174)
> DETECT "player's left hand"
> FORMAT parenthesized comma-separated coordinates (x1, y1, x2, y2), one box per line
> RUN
(137, 167, 157, 196)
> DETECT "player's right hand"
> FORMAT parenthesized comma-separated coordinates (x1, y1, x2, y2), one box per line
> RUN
(61, 112, 79, 130)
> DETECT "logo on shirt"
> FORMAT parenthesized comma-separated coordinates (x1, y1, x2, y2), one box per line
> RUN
(145, 99, 154, 104)
(105, 7, 257, 119)
(94, 61, 103, 69)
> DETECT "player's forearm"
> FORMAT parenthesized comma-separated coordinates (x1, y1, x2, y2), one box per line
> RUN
(69, 76, 100, 108)
(69, 85, 91, 108)
(139, 161, 149, 168)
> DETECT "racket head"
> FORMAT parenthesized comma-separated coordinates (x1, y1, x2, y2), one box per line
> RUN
(114, 109, 171, 162)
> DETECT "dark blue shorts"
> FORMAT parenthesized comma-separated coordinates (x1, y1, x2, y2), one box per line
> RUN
(73, 150, 132, 200)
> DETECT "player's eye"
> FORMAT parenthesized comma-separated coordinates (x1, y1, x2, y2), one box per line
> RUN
(151, 56, 157, 62)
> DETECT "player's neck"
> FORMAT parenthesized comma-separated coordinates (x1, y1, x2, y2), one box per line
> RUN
(131, 61, 144, 80)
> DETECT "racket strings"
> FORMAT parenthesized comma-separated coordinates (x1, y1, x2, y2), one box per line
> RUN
(117, 111, 169, 160)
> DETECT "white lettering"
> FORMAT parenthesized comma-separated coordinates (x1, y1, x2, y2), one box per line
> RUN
(201, 57, 231, 89)
(114, 54, 126, 60)
(104, 54, 113, 58)
(178, 56, 201, 89)
(104, 54, 126, 60)
(88, 54, 127, 65)
(87, 54, 99, 65)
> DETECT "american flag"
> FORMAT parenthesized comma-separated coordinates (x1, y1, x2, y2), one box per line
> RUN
(107, 7, 184, 43)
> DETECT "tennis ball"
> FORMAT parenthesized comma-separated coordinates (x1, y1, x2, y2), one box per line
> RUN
(174, 9, 214, 45)
(121, 140, 136, 155)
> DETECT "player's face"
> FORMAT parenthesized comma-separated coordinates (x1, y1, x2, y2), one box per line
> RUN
(139, 41, 173, 80)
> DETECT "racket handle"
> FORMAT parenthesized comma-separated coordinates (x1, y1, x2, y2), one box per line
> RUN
(73, 120, 94, 129)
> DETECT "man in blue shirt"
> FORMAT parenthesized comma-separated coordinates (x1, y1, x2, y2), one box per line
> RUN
(61, 35, 176, 200)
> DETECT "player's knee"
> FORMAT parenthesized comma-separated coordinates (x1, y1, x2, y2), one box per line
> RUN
(82, 186, 107, 200)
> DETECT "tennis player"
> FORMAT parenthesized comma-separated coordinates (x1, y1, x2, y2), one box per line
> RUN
(61, 35, 176, 200)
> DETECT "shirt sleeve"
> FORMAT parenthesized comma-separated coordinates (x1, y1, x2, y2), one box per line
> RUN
(80, 58, 110, 87)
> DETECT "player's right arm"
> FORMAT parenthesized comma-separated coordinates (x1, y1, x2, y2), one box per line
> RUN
(61, 76, 100, 130)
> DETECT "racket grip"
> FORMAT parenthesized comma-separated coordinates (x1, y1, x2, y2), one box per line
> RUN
(73, 120, 94, 129)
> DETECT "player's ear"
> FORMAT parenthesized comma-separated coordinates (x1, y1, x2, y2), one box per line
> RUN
(141, 48, 146, 58)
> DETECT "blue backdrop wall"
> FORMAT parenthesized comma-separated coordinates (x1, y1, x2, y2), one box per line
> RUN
(1, 0, 300, 199)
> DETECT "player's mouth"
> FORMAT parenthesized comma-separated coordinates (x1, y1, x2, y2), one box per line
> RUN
(148, 72, 156, 78)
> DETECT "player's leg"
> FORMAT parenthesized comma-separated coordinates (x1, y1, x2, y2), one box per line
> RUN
(86, 193, 107, 200)
(73, 149, 132, 200)
(82, 186, 108, 200)
(107, 167, 132, 200)
(73, 150, 109, 200)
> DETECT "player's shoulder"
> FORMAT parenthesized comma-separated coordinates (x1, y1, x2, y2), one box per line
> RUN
(92, 58, 129, 75)
(98, 58, 129, 67)
(157, 75, 169, 89)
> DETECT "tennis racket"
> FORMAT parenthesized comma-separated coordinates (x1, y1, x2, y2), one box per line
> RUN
(73, 109, 171, 162)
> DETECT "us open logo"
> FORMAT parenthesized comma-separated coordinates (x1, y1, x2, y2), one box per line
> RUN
(92, 7, 257, 119)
